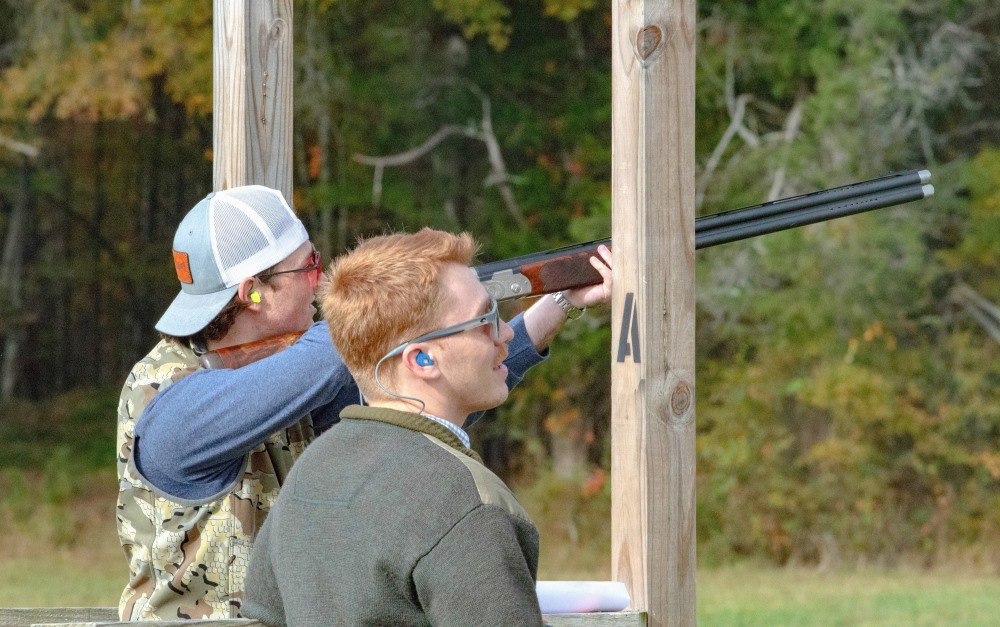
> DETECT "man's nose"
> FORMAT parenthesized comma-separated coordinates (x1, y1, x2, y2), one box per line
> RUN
(499, 318, 515, 344)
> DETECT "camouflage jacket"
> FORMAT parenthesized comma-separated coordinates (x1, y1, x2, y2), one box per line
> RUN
(116, 339, 314, 620)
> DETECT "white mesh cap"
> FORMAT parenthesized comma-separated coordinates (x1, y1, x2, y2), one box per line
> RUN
(155, 186, 309, 337)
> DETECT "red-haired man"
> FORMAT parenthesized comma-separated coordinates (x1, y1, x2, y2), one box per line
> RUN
(242, 228, 612, 626)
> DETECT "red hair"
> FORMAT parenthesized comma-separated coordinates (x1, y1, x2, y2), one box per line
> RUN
(320, 228, 477, 400)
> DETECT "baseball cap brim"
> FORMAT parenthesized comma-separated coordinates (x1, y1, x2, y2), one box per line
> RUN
(154, 284, 240, 337)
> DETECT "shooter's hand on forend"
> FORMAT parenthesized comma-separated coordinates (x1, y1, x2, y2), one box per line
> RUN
(561, 244, 613, 309)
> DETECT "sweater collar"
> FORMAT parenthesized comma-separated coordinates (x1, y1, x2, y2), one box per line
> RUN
(339, 405, 483, 464)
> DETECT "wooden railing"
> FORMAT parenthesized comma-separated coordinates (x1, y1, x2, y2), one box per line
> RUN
(1, 607, 647, 626)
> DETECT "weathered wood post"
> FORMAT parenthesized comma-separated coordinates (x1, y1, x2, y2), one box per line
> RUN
(213, 0, 294, 198)
(610, 0, 697, 625)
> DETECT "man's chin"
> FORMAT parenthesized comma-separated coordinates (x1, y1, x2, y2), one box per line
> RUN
(491, 388, 511, 409)
(473, 389, 509, 415)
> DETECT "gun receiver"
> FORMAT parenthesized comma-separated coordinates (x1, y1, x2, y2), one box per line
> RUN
(477, 169, 933, 301)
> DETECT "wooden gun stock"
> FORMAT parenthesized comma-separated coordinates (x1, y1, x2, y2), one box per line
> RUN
(198, 331, 304, 370)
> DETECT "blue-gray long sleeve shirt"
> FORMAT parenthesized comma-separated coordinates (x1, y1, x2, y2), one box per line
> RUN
(133, 316, 546, 501)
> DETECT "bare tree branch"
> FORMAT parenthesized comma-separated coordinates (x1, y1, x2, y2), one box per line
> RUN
(353, 124, 477, 168)
(723, 47, 760, 149)
(952, 284, 1000, 345)
(697, 93, 749, 209)
(475, 93, 525, 227)
(353, 87, 525, 227)
(766, 98, 803, 201)
(697, 45, 767, 210)
(0, 134, 40, 159)
(353, 125, 477, 207)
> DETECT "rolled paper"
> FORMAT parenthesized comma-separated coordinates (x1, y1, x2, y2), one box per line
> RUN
(536, 580, 631, 614)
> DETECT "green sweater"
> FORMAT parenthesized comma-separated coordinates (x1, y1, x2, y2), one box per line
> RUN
(242, 405, 543, 626)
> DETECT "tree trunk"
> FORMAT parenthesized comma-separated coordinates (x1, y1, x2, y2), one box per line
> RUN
(0, 158, 29, 399)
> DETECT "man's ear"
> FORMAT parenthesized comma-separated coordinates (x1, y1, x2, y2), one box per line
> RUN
(237, 278, 261, 306)
(401, 345, 437, 378)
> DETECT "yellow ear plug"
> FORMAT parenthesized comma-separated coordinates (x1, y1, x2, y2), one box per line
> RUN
(250, 291, 262, 303)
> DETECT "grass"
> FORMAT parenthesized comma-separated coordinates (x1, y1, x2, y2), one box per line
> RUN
(3, 470, 998, 626)
(517, 469, 1000, 625)
(1, 392, 997, 624)
(0, 468, 122, 608)
(697, 562, 1000, 626)
(6, 530, 998, 623)
(3, 523, 998, 626)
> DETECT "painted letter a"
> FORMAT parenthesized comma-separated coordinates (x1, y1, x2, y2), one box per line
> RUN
(616, 292, 641, 364)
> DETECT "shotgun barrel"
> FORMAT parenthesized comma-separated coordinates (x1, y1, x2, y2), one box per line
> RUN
(695, 169, 930, 232)
(695, 182, 934, 249)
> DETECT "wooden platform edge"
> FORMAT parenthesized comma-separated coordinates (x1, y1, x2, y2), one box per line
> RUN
(3, 607, 646, 627)
(28, 623, 265, 627)
(0, 607, 118, 626)
(545, 610, 648, 626)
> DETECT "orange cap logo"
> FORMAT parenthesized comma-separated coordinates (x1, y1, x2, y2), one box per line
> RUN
(173, 250, 193, 284)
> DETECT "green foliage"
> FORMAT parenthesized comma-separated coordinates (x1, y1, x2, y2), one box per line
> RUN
(690, 0, 1000, 565)
(0, 388, 116, 471)
(1, 455, 113, 550)
(944, 148, 1000, 275)
(0, 468, 34, 523)
(433, 0, 512, 50)
(0, 389, 117, 548)
(0, 0, 213, 121)
(0, 0, 999, 568)
(516, 466, 612, 579)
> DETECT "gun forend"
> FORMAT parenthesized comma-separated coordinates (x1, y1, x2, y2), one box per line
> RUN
(475, 239, 610, 302)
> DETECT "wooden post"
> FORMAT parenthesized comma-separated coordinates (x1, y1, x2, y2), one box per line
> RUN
(213, 0, 294, 199)
(610, 0, 697, 625)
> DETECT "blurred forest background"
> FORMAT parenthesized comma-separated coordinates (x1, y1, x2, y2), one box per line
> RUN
(1, 0, 1000, 582)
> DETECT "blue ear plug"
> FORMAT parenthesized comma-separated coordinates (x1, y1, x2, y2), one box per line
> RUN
(416, 351, 435, 367)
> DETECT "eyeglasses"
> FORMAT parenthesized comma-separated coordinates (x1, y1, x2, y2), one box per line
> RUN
(257, 248, 322, 286)
(382, 298, 500, 360)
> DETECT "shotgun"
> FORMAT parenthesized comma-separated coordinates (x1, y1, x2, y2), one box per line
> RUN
(201, 169, 934, 369)
(478, 169, 933, 301)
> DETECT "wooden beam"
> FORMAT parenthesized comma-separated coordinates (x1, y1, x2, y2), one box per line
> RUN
(2, 607, 645, 627)
(213, 0, 294, 199)
(610, 0, 697, 625)
(0, 607, 117, 627)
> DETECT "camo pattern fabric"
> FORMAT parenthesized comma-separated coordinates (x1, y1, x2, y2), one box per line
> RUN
(116, 339, 315, 620)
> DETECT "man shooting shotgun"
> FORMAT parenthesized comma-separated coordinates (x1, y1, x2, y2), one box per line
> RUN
(199, 169, 933, 371)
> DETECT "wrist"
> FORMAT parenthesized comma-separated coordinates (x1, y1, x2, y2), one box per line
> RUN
(552, 291, 585, 320)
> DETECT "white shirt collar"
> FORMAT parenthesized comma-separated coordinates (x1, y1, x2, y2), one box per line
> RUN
(421, 413, 471, 449)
